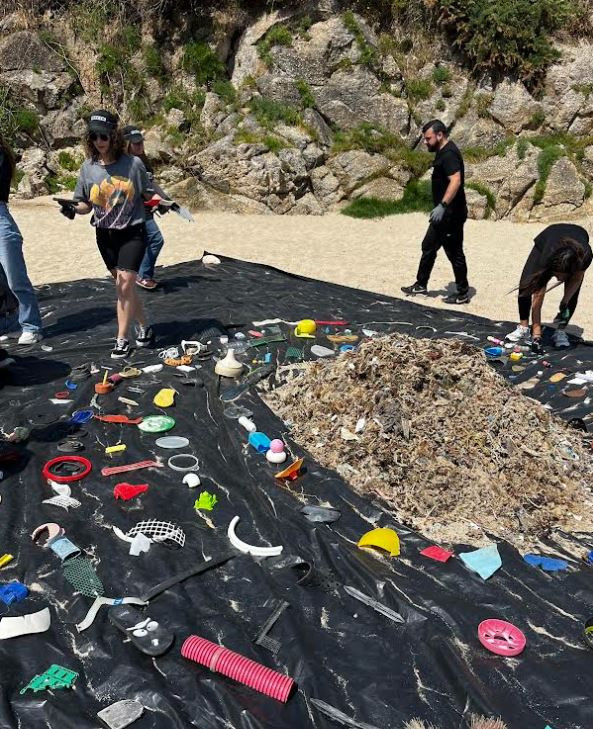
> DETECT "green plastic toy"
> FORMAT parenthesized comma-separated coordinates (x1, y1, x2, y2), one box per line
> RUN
(21, 664, 79, 694)
(194, 491, 218, 511)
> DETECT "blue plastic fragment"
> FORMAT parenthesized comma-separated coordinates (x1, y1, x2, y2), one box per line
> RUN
(0, 581, 29, 606)
(264, 353, 272, 364)
(70, 409, 94, 424)
(339, 344, 355, 352)
(65, 380, 78, 390)
(524, 554, 569, 572)
(586, 550, 593, 566)
(248, 432, 271, 453)
(459, 544, 502, 580)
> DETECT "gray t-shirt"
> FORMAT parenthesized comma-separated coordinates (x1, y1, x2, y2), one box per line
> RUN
(74, 155, 149, 229)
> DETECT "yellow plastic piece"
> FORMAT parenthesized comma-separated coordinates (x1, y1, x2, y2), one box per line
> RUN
(154, 388, 176, 408)
(0, 553, 14, 569)
(550, 372, 567, 383)
(294, 319, 317, 338)
(105, 444, 127, 455)
(357, 528, 400, 557)
(509, 352, 523, 362)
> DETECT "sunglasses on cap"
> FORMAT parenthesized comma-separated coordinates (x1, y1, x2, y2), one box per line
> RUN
(90, 132, 110, 142)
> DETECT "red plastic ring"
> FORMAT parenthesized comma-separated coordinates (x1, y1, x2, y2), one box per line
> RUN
(42, 455, 92, 483)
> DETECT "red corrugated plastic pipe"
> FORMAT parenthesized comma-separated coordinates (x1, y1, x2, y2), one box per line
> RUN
(181, 635, 295, 702)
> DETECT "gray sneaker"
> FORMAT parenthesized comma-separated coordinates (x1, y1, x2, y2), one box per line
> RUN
(552, 329, 570, 349)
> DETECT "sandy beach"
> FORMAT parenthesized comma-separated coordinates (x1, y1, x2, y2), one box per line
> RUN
(11, 196, 593, 337)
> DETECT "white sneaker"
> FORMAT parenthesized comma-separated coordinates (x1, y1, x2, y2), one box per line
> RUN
(552, 329, 570, 349)
(18, 331, 43, 345)
(505, 325, 530, 343)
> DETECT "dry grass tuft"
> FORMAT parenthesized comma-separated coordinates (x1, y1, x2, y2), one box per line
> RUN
(266, 334, 593, 546)
(469, 715, 508, 729)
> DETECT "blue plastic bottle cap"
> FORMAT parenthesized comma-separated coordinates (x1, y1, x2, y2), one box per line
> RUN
(248, 432, 271, 453)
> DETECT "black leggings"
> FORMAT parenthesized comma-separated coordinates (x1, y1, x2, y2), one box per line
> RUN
(518, 246, 581, 322)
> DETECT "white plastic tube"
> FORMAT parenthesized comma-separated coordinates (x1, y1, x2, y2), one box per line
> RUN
(238, 416, 256, 433)
(227, 516, 283, 558)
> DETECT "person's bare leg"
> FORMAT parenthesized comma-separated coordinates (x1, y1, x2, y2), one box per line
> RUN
(115, 270, 145, 339)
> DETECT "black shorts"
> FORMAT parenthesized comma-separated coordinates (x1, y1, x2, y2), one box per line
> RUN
(96, 224, 146, 273)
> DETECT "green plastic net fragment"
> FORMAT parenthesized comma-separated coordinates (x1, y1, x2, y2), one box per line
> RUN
(62, 557, 104, 597)
(194, 491, 218, 512)
(20, 664, 78, 694)
(285, 346, 303, 362)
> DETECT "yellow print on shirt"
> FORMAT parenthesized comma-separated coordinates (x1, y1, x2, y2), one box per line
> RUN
(90, 175, 136, 212)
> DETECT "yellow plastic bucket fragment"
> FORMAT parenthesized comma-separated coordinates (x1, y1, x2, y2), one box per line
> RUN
(358, 527, 400, 557)
(154, 388, 176, 408)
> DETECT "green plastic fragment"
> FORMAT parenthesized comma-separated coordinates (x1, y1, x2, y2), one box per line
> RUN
(246, 334, 286, 349)
(21, 664, 79, 694)
(194, 491, 218, 511)
(285, 346, 303, 362)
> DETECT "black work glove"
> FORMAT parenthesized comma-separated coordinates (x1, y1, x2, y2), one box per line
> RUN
(531, 337, 544, 355)
(59, 203, 76, 220)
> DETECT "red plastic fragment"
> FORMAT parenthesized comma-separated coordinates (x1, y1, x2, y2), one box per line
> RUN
(248, 330, 263, 337)
(114, 482, 149, 501)
(95, 415, 142, 424)
(420, 545, 454, 563)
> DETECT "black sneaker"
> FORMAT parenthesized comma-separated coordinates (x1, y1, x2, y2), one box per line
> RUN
(401, 283, 428, 296)
(443, 292, 470, 305)
(135, 325, 154, 348)
(111, 338, 131, 359)
(531, 337, 544, 355)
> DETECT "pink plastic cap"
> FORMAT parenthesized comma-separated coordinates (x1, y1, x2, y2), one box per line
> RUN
(478, 619, 526, 657)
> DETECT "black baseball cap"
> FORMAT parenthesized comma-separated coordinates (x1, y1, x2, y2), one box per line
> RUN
(122, 124, 144, 143)
(88, 109, 118, 134)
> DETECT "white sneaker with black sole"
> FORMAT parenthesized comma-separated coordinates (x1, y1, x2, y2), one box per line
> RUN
(111, 337, 131, 359)
(135, 325, 154, 348)
(505, 325, 530, 343)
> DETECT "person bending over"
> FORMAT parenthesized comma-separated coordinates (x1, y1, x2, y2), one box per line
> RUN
(0, 132, 43, 345)
(402, 119, 469, 305)
(123, 125, 169, 291)
(506, 223, 592, 353)
(64, 110, 156, 359)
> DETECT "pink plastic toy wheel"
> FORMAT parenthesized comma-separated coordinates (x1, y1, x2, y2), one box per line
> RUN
(478, 619, 526, 657)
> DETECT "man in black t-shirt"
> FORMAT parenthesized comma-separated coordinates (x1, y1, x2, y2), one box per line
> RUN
(402, 119, 470, 304)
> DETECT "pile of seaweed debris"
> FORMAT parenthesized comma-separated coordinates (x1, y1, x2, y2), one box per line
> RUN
(266, 334, 593, 546)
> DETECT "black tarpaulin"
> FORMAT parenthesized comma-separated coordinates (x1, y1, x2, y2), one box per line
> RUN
(0, 255, 592, 729)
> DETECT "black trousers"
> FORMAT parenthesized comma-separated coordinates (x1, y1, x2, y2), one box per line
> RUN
(416, 219, 468, 293)
(517, 246, 582, 322)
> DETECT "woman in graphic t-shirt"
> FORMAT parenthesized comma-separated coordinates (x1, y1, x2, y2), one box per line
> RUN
(64, 110, 157, 359)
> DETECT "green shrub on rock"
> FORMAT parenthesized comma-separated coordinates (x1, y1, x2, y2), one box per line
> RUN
(182, 41, 225, 85)
(435, 0, 574, 83)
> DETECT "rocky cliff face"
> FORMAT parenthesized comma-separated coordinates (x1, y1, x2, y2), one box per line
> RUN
(1, 3, 593, 221)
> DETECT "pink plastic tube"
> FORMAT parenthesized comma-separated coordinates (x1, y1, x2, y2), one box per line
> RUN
(181, 635, 295, 702)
